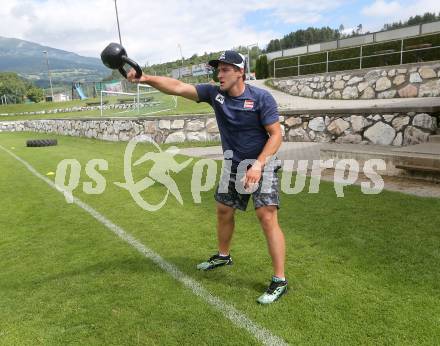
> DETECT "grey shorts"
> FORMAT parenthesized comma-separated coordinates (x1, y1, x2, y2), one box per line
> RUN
(214, 169, 280, 211)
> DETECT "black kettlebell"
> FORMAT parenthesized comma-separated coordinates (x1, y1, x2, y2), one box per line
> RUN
(100, 42, 142, 79)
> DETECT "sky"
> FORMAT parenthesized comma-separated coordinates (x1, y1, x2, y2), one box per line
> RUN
(0, 0, 439, 65)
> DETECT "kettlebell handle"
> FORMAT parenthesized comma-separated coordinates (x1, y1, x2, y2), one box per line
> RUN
(119, 56, 143, 79)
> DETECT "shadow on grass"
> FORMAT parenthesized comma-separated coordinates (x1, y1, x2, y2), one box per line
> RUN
(1, 257, 160, 290)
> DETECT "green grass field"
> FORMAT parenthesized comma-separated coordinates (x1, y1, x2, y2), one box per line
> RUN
(1, 132, 439, 345)
(0, 95, 212, 122)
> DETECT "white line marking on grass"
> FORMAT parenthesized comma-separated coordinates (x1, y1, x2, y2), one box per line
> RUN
(0, 145, 289, 346)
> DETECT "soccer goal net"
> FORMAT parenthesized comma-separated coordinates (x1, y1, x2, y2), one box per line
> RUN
(100, 84, 178, 117)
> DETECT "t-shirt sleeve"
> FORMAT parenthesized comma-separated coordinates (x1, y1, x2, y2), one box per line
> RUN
(260, 91, 279, 126)
(195, 84, 214, 104)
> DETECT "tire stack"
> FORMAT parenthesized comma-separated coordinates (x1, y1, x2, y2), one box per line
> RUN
(26, 139, 58, 147)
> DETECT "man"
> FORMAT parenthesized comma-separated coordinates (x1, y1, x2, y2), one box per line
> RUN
(127, 50, 287, 304)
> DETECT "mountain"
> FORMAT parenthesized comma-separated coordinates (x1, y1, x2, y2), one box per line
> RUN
(0, 36, 110, 86)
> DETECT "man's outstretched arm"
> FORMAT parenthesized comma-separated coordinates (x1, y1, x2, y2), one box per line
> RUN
(127, 70, 199, 102)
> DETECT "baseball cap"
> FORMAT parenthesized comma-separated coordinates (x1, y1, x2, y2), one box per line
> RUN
(208, 50, 246, 69)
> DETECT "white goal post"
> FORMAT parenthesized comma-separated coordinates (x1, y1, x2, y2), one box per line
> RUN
(99, 84, 178, 117)
(136, 83, 178, 116)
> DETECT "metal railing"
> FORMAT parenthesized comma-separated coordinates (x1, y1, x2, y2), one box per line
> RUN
(266, 20, 440, 62)
(273, 39, 439, 78)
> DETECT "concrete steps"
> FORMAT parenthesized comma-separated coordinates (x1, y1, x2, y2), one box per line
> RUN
(430, 135, 440, 143)
(320, 142, 440, 182)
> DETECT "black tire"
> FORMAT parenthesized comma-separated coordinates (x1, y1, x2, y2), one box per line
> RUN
(26, 139, 58, 147)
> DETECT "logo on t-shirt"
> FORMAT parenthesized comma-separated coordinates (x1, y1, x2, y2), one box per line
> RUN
(243, 100, 254, 109)
(215, 94, 225, 104)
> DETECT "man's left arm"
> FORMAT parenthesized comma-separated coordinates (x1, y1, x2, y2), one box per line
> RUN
(244, 122, 282, 188)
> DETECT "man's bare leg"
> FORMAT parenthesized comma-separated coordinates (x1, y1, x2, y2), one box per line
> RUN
(255, 205, 285, 278)
(216, 202, 236, 255)
(196, 202, 235, 271)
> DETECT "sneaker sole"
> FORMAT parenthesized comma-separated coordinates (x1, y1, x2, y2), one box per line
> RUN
(197, 261, 233, 271)
(257, 286, 288, 305)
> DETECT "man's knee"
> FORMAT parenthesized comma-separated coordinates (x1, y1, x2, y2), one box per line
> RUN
(256, 206, 278, 226)
(217, 202, 235, 220)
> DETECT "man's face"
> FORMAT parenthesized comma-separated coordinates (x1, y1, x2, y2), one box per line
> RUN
(217, 62, 243, 91)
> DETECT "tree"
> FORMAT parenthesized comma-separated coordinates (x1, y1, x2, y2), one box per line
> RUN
(0, 72, 28, 103)
(0, 72, 45, 103)
(255, 55, 269, 79)
(212, 68, 219, 83)
(382, 11, 440, 30)
(264, 26, 340, 53)
(255, 56, 262, 79)
(26, 86, 44, 103)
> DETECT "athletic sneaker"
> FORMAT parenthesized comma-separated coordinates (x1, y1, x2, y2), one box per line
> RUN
(257, 277, 288, 304)
(196, 253, 233, 271)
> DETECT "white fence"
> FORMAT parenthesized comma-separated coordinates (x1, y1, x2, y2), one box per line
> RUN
(273, 39, 439, 78)
(266, 20, 440, 62)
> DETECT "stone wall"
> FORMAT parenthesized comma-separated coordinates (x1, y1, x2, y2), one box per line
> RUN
(272, 62, 440, 100)
(1, 112, 438, 146)
(280, 112, 438, 146)
(0, 115, 220, 144)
